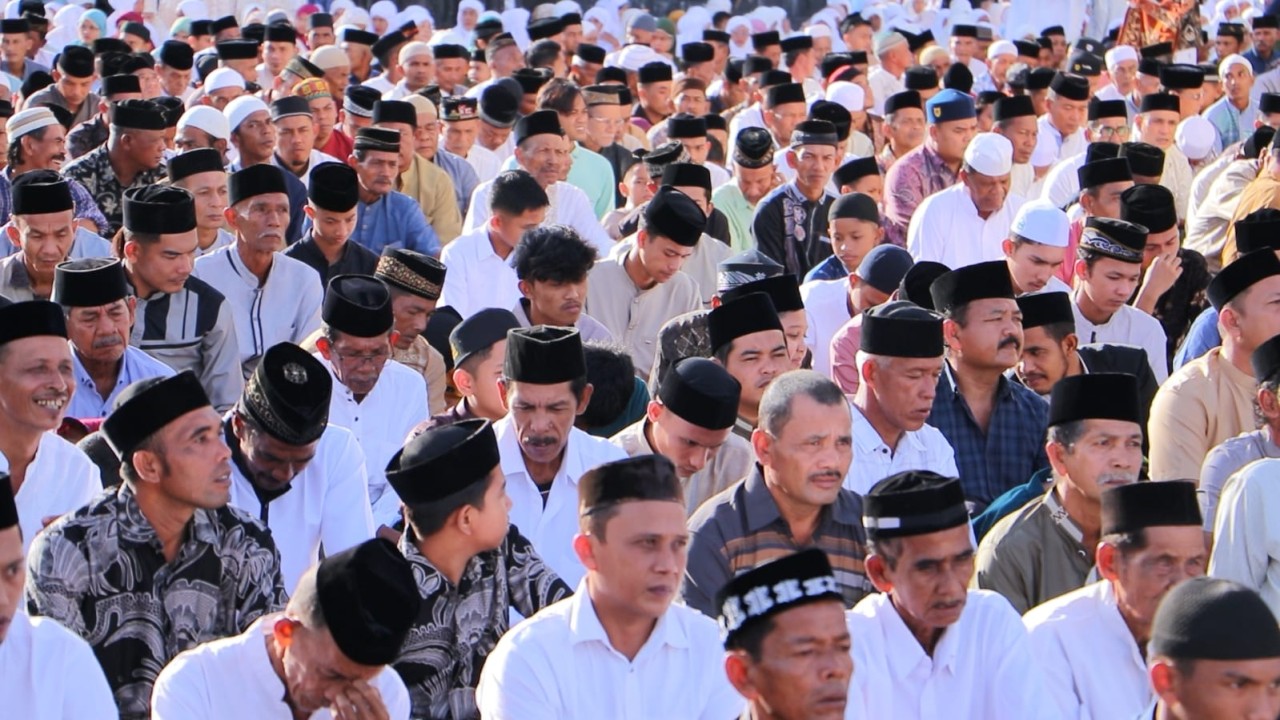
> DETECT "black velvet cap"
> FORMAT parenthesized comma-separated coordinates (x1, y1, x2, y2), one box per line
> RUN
(1159, 63, 1205, 89)
(1014, 39, 1040, 58)
(1081, 217, 1148, 263)
(752, 30, 780, 49)
(779, 35, 812, 53)
(228, 164, 287, 206)
(1209, 249, 1280, 310)
(884, 90, 923, 116)
(370, 32, 408, 63)
(316, 538, 420, 666)
(241, 342, 331, 445)
(308, 163, 359, 213)
(759, 69, 792, 89)
(992, 95, 1034, 121)
(1119, 141, 1165, 177)
(376, 247, 445, 301)
(1049, 71, 1089, 101)
(1235, 208, 1280, 254)
(1101, 481, 1201, 536)
(1256, 15, 1280, 30)
(721, 274, 804, 313)
(708, 292, 783, 353)
(308, 13, 333, 29)
(270, 95, 311, 121)
(1049, 373, 1142, 426)
(157, 40, 194, 70)
(716, 548, 842, 645)
(514, 109, 563, 145)
(733, 127, 774, 168)
(929, 260, 1014, 314)
(667, 113, 707, 139)
(386, 419, 500, 504)
(638, 61, 673, 84)
(682, 41, 714, 64)
(0, 470, 14, 530)
(1218, 21, 1245, 38)
(1068, 51, 1102, 76)
(595, 66, 627, 85)
(830, 192, 879, 223)
(372, 99, 417, 127)
(498, 320, 591, 386)
(57, 45, 94, 78)
(833, 156, 879, 188)
(101, 73, 141, 97)
(1017, 291, 1075, 331)
(322, 275, 394, 337)
(861, 301, 944, 358)
(94, 37, 132, 56)
(527, 17, 563, 41)
(1026, 66, 1056, 90)
(578, 454, 684, 515)
(899, 261, 949, 310)
(118, 20, 148, 42)
(575, 43, 605, 64)
(743, 55, 773, 75)
(216, 39, 261, 60)
(211, 15, 239, 33)
(1120, 184, 1177, 234)
(263, 23, 296, 44)
(190, 19, 213, 36)
(943, 62, 973, 93)
(863, 470, 969, 539)
(450, 308, 520, 368)
(807, 101, 851, 142)
(153, 96, 184, 129)
(1253, 333, 1280, 381)
(11, 169, 72, 215)
(1088, 98, 1128, 121)
(512, 67, 553, 94)
(644, 186, 706, 247)
(790, 118, 839, 148)
(432, 43, 468, 60)
(52, 258, 128, 308)
(904, 65, 939, 90)
(1140, 92, 1180, 114)
(123, 185, 197, 234)
(660, 162, 711, 192)
(704, 29, 729, 44)
(764, 81, 806, 108)
(102, 372, 211, 459)
(561, 13, 582, 26)
(1262, 93, 1280, 115)
(242, 23, 266, 44)
(819, 52, 853, 79)
(659, 357, 740, 430)
(343, 86, 381, 118)
(1244, 126, 1277, 159)
(109, 99, 165, 130)
(353, 126, 400, 153)
(0, 300, 66, 346)
(1150, 578, 1280, 660)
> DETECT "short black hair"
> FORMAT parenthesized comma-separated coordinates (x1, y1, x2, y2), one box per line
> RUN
(724, 614, 774, 660)
(1038, 320, 1076, 343)
(404, 472, 492, 537)
(536, 77, 581, 114)
(526, 39, 563, 69)
(577, 340, 635, 430)
(489, 169, 550, 216)
(511, 224, 598, 284)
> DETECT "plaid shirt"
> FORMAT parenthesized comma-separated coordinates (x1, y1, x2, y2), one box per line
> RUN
(883, 143, 959, 248)
(928, 362, 1050, 509)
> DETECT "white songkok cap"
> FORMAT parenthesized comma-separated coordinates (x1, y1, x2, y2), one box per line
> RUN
(988, 39, 1016, 58)
(963, 132, 1014, 176)
(310, 45, 349, 70)
(1176, 115, 1216, 161)
(1010, 198, 1070, 247)
(205, 67, 247, 92)
(7, 107, 58, 141)
(178, 105, 230, 141)
(398, 41, 432, 65)
(225, 95, 269, 133)
(1219, 53, 1253, 77)
(826, 81, 866, 111)
(1104, 44, 1138, 70)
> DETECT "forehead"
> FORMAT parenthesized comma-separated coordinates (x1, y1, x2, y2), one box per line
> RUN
(17, 209, 74, 227)
(964, 297, 1018, 317)
(0, 334, 71, 364)
(509, 379, 577, 403)
(238, 192, 290, 209)
(158, 405, 221, 441)
(761, 600, 849, 643)
(178, 170, 228, 189)
(732, 328, 786, 353)
(599, 498, 686, 535)
(896, 523, 973, 560)
(1077, 417, 1142, 439)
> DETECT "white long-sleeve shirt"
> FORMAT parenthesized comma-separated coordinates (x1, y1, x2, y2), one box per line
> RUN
(3, 432, 100, 553)
(1035, 115, 1086, 166)
(1210, 457, 1280, 620)
(1071, 298, 1169, 384)
(846, 405, 958, 496)
(1039, 150, 1087, 210)
(437, 226, 523, 320)
(907, 184, 1025, 270)
(464, 179, 613, 253)
(0, 612, 116, 720)
(801, 277, 852, 379)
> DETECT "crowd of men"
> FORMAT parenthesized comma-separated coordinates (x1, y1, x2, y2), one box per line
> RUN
(9, 0, 1280, 718)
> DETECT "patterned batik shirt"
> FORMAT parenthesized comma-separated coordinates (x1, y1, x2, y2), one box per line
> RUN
(61, 144, 168, 238)
(394, 524, 572, 720)
(25, 483, 287, 720)
(751, 182, 837, 277)
(883, 143, 960, 248)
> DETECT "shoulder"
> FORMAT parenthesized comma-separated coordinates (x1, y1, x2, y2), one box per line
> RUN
(178, 273, 229, 302)
(495, 596, 575, 652)
(1162, 352, 1218, 392)
(687, 476, 749, 532)
(212, 504, 279, 549)
(383, 359, 430, 391)
(570, 427, 629, 462)
(980, 496, 1047, 554)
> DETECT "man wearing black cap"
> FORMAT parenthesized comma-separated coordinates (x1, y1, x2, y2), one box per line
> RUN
(155, 40, 195, 103)
(1071, 217, 1170, 383)
(1025, 481, 1206, 719)
(55, 258, 176, 420)
(876, 90, 926, 174)
(26, 45, 96, 128)
(373, 99, 463, 246)
(1036, 72, 1090, 164)
(307, 12, 335, 50)
(61, 99, 168, 237)
(850, 471, 1054, 719)
(411, 308, 522, 434)
(341, 27, 378, 85)
(315, 275, 428, 529)
(631, 60, 674, 132)
(284, 162, 376, 286)
(269, 96, 339, 187)
(373, 247, 451, 415)
(752, 119, 839, 277)
(26, 371, 286, 719)
(152, 538, 416, 719)
(492, 325, 626, 584)
(1158, 63, 1206, 120)
(167, 148, 234, 257)
(342, 126, 441, 257)
(579, 84, 638, 208)
(707, 290, 793, 438)
(477, 454, 743, 717)
(1039, 98, 1132, 209)
(442, 95, 502, 182)
(384, 419, 571, 718)
(717, 550, 855, 720)
(193, 164, 323, 375)
(1134, 92, 1195, 220)
(714, 127, 780, 251)
(0, 170, 77, 301)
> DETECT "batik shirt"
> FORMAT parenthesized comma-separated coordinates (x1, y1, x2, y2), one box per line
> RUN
(394, 525, 572, 720)
(25, 483, 286, 720)
(883, 143, 959, 248)
(61, 144, 168, 237)
(751, 181, 837, 277)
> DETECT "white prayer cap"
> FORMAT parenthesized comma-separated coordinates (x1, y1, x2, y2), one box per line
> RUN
(1176, 115, 1216, 161)
(808, 23, 832, 39)
(1220, 53, 1253, 77)
(370, 0, 397, 21)
(554, 1, 583, 17)
(178, 105, 230, 141)
(1104, 45, 1138, 70)
(241, 3, 263, 24)
(310, 45, 349, 70)
(177, 0, 208, 20)
(225, 95, 269, 133)
(398, 41, 432, 65)
(615, 43, 663, 72)
(204, 67, 246, 93)
(963, 132, 1013, 176)
(7, 107, 58, 141)
(826, 81, 866, 111)
(405, 93, 437, 120)
(988, 40, 1016, 58)
(341, 7, 369, 28)
(1010, 199, 1070, 247)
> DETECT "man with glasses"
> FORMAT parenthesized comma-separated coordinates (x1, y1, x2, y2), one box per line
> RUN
(1040, 99, 1132, 209)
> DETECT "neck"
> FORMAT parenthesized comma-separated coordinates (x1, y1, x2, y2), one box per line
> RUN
(77, 349, 123, 399)
(264, 631, 308, 720)
(1055, 480, 1101, 550)
(196, 226, 220, 250)
(236, 240, 275, 283)
(890, 592, 946, 654)
(1232, 94, 1251, 111)
(794, 179, 825, 202)
(109, 148, 142, 185)
(415, 533, 474, 586)
(1222, 338, 1257, 377)
(1115, 593, 1152, 657)
(132, 484, 197, 563)
(580, 135, 603, 152)
(522, 447, 565, 485)
(487, 229, 513, 260)
(357, 184, 380, 204)
(525, 300, 559, 327)
(123, 264, 158, 299)
(738, 405, 758, 428)
(1065, 350, 1084, 378)
(952, 359, 1003, 398)
(22, 257, 54, 297)
(763, 469, 823, 544)
(854, 394, 905, 452)
(0, 415, 42, 494)
(310, 232, 346, 264)
(623, 248, 656, 289)
(1075, 287, 1114, 325)
(587, 577, 659, 661)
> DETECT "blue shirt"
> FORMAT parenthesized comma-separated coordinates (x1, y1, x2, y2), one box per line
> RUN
(803, 254, 850, 283)
(349, 190, 441, 257)
(1245, 47, 1280, 76)
(66, 345, 176, 420)
(1204, 97, 1259, 152)
(1173, 305, 1221, 371)
(927, 362, 1050, 509)
(436, 148, 478, 216)
(971, 466, 1053, 542)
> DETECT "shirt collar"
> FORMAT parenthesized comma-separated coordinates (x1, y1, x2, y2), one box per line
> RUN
(567, 579, 690, 653)
(496, 415, 589, 487)
(879, 593, 961, 676)
(940, 361, 1014, 402)
(851, 403, 926, 455)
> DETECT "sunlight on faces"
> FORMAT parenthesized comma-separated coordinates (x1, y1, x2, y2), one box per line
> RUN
(587, 104, 625, 148)
(67, 299, 134, 365)
(234, 110, 277, 161)
(862, 354, 944, 432)
(1099, 525, 1205, 638)
(55, 71, 94, 109)
(232, 413, 318, 491)
(159, 65, 192, 98)
(264, 41, 296, 75)
(635, 230, 694, 285)
(1142, 227, 1180, 268)
(500, 379, 592, 465)
(1221, 275, 1280, 353)
(274, 115, 317, 169)
(227, 193, 290, 252)
(1004, 238, 1065, 293)
(930, 118, 978, 163)
(646, 402, 731, 477)
(9, 210, 75, 275)
(1151, 656, 1280, 720)
(620, 164, 654, 205)
(1016, 326, 1074, 394)
(753, 395, 852, 508)
(443, 117, 479, 156)
(519, 274, 586, 326)
(308, 96, 338, 144)
(678, 135, 710, 164)
(0, 31, 27, 63)
(962, 168, 1011, 215)
(886, 108, 926, 151)
(944, 298, 1023, 371)
(1048, 418, 1143, 499)
(515, 133, 569, 188)
(0, 336, 73, 432)
(574, 498, 688, 620)
(304, 203, 358, 246)
(124, 230, 199, 295)
(829, 217, 882, 273)
(319, 331, 395, 397)
(868, 523, 973, 629)
(1078, 256, 1143, 315)
(403, 54, 434, 89)
(323, 67, 349, 98)
(1224, 63, 1254, 103)
(638, 79, 673, 116)
(788, 144, 838, 195)
(308, 27, 335, 48)
(273, 616, 384, 715)
(765, 102, 806, 146)
(779, 310, 809, 370)
(455, 340, 507, 418)
(720, 330, 789, 414)
(558, 96, 589, 143)
(1137, 110, 1178, 148)
(131, 405, 233, 510)
(389, 290, 435, 349)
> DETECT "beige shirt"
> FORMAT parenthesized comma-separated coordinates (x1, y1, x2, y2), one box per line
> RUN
(1148, 347, 1257, 481)
(610, 418, 755, 517)
(1160, 144, 1194, 223)
(609, 233, 736, 307)
(586, 253, 702, 378)
(393, 335, 449, 416)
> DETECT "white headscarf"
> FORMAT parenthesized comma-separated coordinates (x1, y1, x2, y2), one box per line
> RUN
(501, 8, 531, 51)
(45, 4, 85, 53)
(676, 7, 710, 50)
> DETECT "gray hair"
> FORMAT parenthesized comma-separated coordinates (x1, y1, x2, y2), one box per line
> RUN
(759, 370, 847, 436)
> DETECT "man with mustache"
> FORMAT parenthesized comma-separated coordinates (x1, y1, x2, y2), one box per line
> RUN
(491, 325, 626, 586)
(167, 149, 234, 258)
(476, 455, 744, 719)
(926, 261, 1049, 513)
(684, 370, 871, 617)
(0, 107, 110, 240)
(976, 373, 1144, 613)
(26, 372, 287, 720)
(56, 258, 174, 421)
(193, 164, 322, 377)
(849, 471, 1055, 720)
(1024, 481, 1206, 719)
(510, 225, 612, 340)
(345, 127, 440, 257)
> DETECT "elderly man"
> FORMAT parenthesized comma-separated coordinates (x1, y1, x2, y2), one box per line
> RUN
(884, 89, 977, 247)
(344, 127, 441, 257)
(1136, 92, 1195, 221)
(26, 372, 287, 719)
(876, 91, 926, 174)
(1024, 482, 1206, 719)
(372, 100, 462, 245)
(0, 108, 110, 238)
(868, 31, 912, 115)
(752, 119, 840, 276)
(224, 96, 308, 245)
(977, 373, 1144, 613)
(1095, 44, 1141, 118)
(371, 247, 450, 415)
(1038, 99, 1133, 211)
(152, 538, 416, 719)
(60, 99, 168, 237)
(0, 171, 78, 301)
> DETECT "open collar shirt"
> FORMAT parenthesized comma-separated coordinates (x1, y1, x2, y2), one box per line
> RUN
(67, 345, 176, 420)
(846, 404, 959, 496)
(437, 226, 522, 320)
(1209, 457, 1280, 620)
(907, 183, 1025, 269)
(883, 143, 959, 247)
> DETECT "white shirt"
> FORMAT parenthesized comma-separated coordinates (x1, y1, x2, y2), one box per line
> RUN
(271, 150, 341, 188)
(437, 226, 522, 320)
(1039, 150, 1087, 209)
(495, 415, 627, 586)
(1010, 162, 1036, 199)
(319, 357, 429, 528)
(362, 74, 395, 95)
(3, 432, 100, 553)
(464, 142, 504, 184)
(908, 185, 1025, 270)
(1071, 298, 1169, 384)
(1035, 115, 1086, 165)
(227, 424, 375, 594)
(152, 615, 411, 719)
(66, 345, 176, 420)
(868, 66, 905, 116)
(1159, 143, 1195, 222)
(847, 590, 1058, 720)
(1210, 458, 1280, 620)
(194, 246, 324, 372)
(727, 104, 765, 145)
(0, 612, 115, 720)
(196, 229, 236, 258)
(846, 404, 958, 496)
(801, 277, 852, 379)
(1023, 580, 1152, 720)
(475, 581, 745, 720)
(464, 179, 613, 254)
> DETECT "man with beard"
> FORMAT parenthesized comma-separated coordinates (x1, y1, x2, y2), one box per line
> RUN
(56, 258, 174, 420)
(0, 171, 78, 301)
(490, 325, 626, 585)
(0, 107, 110, 239)
(222, 342, 373, 593)
(315, 275, 427, 531)
(977, 373, 1144, 613)
(375, 247, 449, 416)
(26, 372, 287, 720)
(684, 370, 871, 616)
(61, 98, 168, 238)
(848, 471, 1055, 720)
(1025, 481, 1206, 719)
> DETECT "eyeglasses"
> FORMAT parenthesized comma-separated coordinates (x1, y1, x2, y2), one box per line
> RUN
(1094, 126, 1131, 140)
(331, 347, 390, 367)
